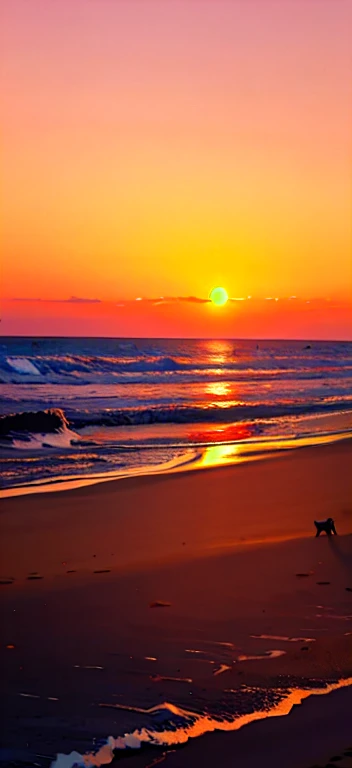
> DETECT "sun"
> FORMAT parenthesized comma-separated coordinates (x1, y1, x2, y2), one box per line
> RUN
(209, 286, 229, 306)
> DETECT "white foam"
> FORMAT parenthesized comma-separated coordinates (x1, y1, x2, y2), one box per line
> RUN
(50, 677, 352, 768)
(12, 427, 79, 450)
(6, 357, 41, 376)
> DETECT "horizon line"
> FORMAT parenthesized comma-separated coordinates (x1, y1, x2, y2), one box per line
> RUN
(1, 334, 351, 343)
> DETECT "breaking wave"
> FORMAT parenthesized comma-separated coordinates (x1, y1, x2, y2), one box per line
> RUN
(0, 407, 68, 435)
(68, 401, 352, 428)
(1, 401, 352, 438)
(51, 678, 352, 767)
(2, 345, 352, 387)
(0, 408, 79, 448)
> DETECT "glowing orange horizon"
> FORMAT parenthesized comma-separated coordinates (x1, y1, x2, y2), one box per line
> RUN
(1, 295, 351, 339)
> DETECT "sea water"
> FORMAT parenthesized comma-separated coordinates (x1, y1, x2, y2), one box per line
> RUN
(1, 337, 351, 491)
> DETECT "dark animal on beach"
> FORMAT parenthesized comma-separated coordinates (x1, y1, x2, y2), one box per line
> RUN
(314, 517, 337, 537)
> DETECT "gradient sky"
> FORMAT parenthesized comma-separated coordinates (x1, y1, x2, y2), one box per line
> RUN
(1, 0, 351, 337)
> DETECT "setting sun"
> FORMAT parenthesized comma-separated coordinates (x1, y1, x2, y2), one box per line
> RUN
(210, 287, 229, 307)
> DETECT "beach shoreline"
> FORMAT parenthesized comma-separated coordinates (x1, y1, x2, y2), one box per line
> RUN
(1, 439, 351, 579)
(158, 686, 352, 768)
(1, 427, 351, 500)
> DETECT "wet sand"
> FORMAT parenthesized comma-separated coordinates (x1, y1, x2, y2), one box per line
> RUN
(0, 440, 351, 767)
(163, 687, 352, 768)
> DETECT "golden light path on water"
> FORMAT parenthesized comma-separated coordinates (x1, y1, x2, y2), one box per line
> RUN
(51, 677, 352, 767)
(195, 431, 352, 469)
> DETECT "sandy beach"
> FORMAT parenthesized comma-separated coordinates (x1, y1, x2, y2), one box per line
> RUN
(1, 440, 352, 768)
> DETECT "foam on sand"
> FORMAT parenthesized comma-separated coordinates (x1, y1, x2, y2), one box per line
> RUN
(51, 677, 352, 768)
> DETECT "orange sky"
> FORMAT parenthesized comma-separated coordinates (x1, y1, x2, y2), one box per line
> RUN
(1, 0, 351, 337)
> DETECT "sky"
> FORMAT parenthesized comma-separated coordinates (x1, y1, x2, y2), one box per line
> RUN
(1, 0, 351, 338)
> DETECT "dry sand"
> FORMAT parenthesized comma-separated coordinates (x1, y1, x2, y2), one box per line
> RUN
(0, 440, 351, 767)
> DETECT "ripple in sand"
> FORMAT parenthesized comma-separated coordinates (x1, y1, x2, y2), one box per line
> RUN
(19, 692, 59, 701)
(250, 634, 315, 643)
(204, 641, 235, 649)
(316, 614, 352, 620)
(236, 650, 286, 662)
(185, 649, 207, 655)
(296, 572, 313, 578)
(213, 664, 232, 676)
(150, 675, 192, 684)
(20, 692, 40, 699)
(26, 575, 43, 580)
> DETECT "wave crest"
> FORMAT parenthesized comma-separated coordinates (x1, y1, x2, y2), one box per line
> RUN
(51, 678, 352, 768)
(0, 408, 68, 436)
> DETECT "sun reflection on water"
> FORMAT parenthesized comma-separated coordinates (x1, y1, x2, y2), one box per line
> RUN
(205, 381, 231, 398)
(199, 444, 240, 467)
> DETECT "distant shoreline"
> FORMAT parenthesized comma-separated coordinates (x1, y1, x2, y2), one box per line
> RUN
(0, 333, 352, 344)
(1, 334, 352, 341)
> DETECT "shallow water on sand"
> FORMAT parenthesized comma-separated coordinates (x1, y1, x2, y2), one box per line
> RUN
(51, 678, 352, 767)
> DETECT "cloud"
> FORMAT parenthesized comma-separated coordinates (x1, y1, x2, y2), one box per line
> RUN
(175, 296, 210, 304)
(132, 295, 210, 305)
(7, 295, 207, 305)
(66, 296, 101, 304)
(9, 296, 102, 304)
(5, 295, 348, 310)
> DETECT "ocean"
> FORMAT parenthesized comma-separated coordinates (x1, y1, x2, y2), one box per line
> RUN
(1, 336, 352, 492)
